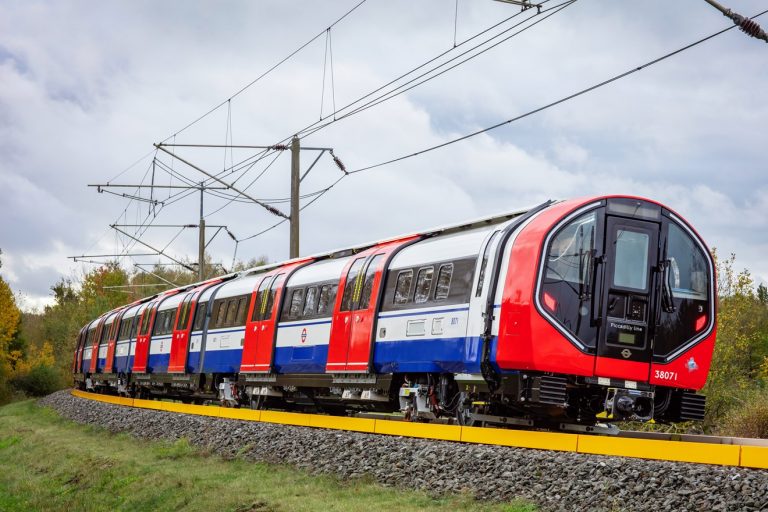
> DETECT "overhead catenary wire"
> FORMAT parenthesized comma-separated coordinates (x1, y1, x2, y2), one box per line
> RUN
(299, 0, 576, 140)
(89, 1, 371, 261)
(101, 0, 567, 249)
(203, 149, 285, 218)
(157, 0, 369, 145)
(346, 8, 768, 176)
(237, 7, 768, 246)
(237, 174, 346, 243)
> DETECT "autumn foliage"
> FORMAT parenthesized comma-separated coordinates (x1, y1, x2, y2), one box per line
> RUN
(0, 251, 267, 403)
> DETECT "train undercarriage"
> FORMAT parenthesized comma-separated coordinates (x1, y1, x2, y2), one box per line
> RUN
(74, 370, 706, 432)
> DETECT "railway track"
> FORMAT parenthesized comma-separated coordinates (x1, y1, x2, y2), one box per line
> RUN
(71, 389, 768, 469)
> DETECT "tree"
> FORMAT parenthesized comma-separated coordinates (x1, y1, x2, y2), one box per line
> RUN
(705, 251, 768, 430)
(0, 250, 22, 401)
(758, 283, 768, 305)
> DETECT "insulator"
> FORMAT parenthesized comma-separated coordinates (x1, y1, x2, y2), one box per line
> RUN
(727, 10, 768, 42)
(270, 144, 288, 151)
(738, 17, 765, 39)
(333, 155, 347, 174)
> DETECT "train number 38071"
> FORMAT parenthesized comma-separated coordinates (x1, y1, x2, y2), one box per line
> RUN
(654, 370, 678, 381)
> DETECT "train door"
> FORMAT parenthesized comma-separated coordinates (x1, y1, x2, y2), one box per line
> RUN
(104, 309, 125, 373)
(73, 327, 86, 373)
(241, 274, 272, 372)
(132, 302, 158, 373)
(326, 257, 367, 372)
(594, 213, 660, 381)
(168, 293, 194, 373)
(327, 237, 418, 373)
(241, 261, 309, 373)
(88, 316, 107, 373)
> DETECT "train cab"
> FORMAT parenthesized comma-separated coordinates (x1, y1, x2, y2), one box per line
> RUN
(493, 196, 715, 423)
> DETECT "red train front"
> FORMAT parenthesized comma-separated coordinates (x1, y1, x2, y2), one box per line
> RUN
(484, 195, 714, 425)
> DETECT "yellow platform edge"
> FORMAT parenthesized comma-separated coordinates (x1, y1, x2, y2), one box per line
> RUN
(70, 390, 763, 468)
(375, 418, 462, 441)
(740, 445, 768, 469)
(461, 425, 578, 452)
(577, 435, 741, 466)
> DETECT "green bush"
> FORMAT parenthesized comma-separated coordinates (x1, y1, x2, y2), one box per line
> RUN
(12, 364, 65, 397)
(718, 388, 768, 438)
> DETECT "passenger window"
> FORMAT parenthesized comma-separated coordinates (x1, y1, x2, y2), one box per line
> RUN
(192, 302, 207, 331)
(317, 284, 337, 315)
(215, 300, 227, 328)
(100, 321, 113, 343)
(225, 299, 238, 326)
(303, 287, 318, 317)
(235, 297, 248, 326)
(289, 289, 305, 319)
(152, 312, 163, 335)
(435, 264, 453, 300)
(157, 312, 165, 335)
(253, 277, 273, 322)
(341, 258, 366, 311)
(358, 255, 384, 310)
(118, 317, 130, 341)
(394, 270, 413, 304)
(414, 267, 434, 304)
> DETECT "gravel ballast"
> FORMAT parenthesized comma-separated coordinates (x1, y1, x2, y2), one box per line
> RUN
(38, 390, 768, 512)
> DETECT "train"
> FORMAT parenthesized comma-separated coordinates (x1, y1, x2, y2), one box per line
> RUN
(72, 195, 715, 430)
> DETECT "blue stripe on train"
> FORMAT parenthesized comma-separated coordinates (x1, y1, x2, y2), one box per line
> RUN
(274, 345, 329, 373)
(132, 336, 495, 376)
(373, 336, 483, 373)
(200, 349, 242, 374)
(147, 353, 171, 373)
(114, 355, 134, 374)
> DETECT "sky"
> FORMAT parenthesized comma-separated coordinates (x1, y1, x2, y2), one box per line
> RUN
(0, 0, 766, 311)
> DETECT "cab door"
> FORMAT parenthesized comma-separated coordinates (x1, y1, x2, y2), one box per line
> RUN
(594, 215, 660, 381)
(327, 237, 419, 373)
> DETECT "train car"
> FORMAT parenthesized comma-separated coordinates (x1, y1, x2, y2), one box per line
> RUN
(73, 195, 715, 427)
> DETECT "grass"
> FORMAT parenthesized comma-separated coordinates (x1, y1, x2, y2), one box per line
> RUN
(0, 400, 536, 512)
